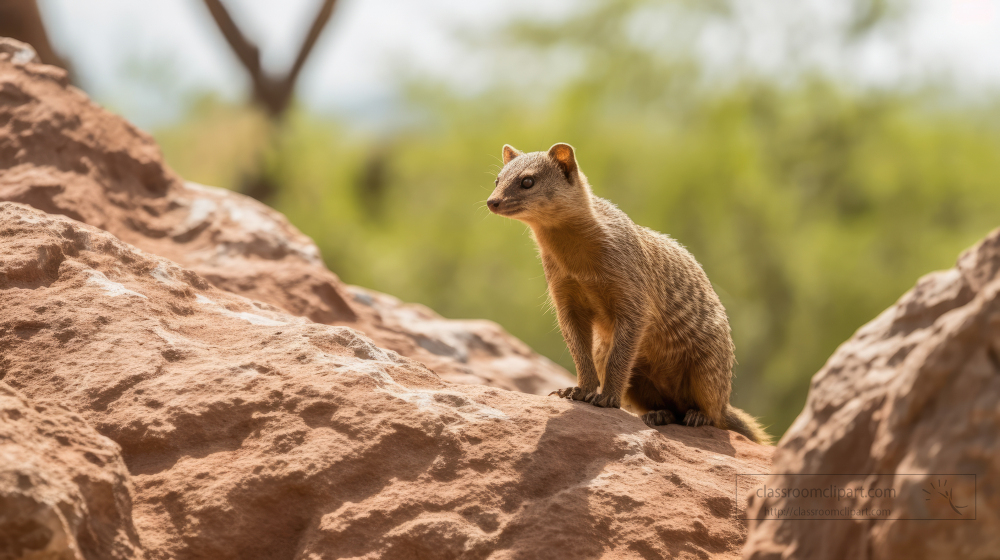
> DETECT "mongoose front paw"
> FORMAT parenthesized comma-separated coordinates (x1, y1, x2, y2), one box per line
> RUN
(548, 387, 589, 401)
(683, 409, 711, 427)
(584, 392, 620, 409)
(641, 409, 676, 427)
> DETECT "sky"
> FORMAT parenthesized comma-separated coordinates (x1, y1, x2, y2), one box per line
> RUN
(38, 0, 1000, 130)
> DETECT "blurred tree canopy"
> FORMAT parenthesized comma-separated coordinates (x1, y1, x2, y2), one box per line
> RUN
(155, 0, 1000, 438)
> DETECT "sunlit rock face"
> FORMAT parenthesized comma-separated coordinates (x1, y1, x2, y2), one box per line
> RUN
(743, 227, 1000, 560)
(0, 44, 573, 397)
(0, 382, 142, 560)
(0, 202, 771, 559)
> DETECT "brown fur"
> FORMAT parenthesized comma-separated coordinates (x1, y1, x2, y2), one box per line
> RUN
(487, 143, 770, 444)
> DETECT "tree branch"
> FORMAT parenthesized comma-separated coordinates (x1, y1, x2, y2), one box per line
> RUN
(202, 0, 262, 78)
(201, 0, 338, 118)
(286, 0, 337, 94)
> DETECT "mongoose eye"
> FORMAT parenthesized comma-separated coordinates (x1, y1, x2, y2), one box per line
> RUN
(521, 177, 534, 189)
(495, 178, 499, 186)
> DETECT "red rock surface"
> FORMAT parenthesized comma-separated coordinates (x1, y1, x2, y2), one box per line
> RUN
(1, 202, 771, 559)
(1, 42, 778, 559)
(0, 381, 142, 560)
(742, 228, 1000, 560)
(0, 47, 572, 396)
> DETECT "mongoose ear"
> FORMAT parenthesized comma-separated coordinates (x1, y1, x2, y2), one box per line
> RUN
(547, 143, 578, 179)
(502, 145, 523, 165)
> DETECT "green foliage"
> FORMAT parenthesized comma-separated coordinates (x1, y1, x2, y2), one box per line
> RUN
(155, 1, 1000, 438)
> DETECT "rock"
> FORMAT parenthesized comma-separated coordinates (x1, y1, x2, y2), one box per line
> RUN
(0, 51, 574, 396)
(0, 38, 41, 65)
(0, 382, 142, 560)
(742, 228, 1000, 559)
(1, 201, 771, 559)
(343, 285, 572, 394)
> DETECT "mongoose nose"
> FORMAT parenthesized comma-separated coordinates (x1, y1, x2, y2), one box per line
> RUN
(487, 199, 501, 212)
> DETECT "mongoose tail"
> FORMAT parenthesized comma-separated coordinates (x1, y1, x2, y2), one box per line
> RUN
(723, 405, 771, 445)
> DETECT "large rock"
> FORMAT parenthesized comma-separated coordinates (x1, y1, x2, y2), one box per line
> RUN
(1, 202, 772, 559)
(742, 228, 1000, 559)
(0, 382, 142, 560)
(0, 46, 573, 395)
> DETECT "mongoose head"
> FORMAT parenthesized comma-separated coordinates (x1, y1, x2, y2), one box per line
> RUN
(487, 143, 590, 225)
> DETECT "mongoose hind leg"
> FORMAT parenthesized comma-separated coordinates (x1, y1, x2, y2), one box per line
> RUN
(642, 409, 676, 427)
(627, 371, 675, 426)
(681, 360, 729, 428)
(683, 409, 712, 427)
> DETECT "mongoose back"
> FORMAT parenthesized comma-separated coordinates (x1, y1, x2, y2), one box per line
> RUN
(487, 142, 769, 444)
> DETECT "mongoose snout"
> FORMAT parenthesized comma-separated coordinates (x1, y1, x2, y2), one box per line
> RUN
(487, 142, 770, 444)
(486, 198, 504, 213)
(486, 195, 527, 217)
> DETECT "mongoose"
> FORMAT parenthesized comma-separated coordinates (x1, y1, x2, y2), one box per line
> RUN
(486, 143, 769, 444)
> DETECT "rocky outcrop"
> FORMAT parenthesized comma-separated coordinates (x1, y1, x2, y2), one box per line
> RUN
(742, 228, 1000, 559)
(0, 382, 142, 560)
(0, 45, 572, 395)
(0, 41, 781, 559)
(1, 202, 771, 559)
(0, 38, 41, 65)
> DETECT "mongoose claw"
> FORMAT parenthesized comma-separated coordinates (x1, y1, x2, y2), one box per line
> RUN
(641, 409, 676, 427)
(585, 392, 621, 409)
(683, 409, 711, 427)
(549, 387, 588, 401)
